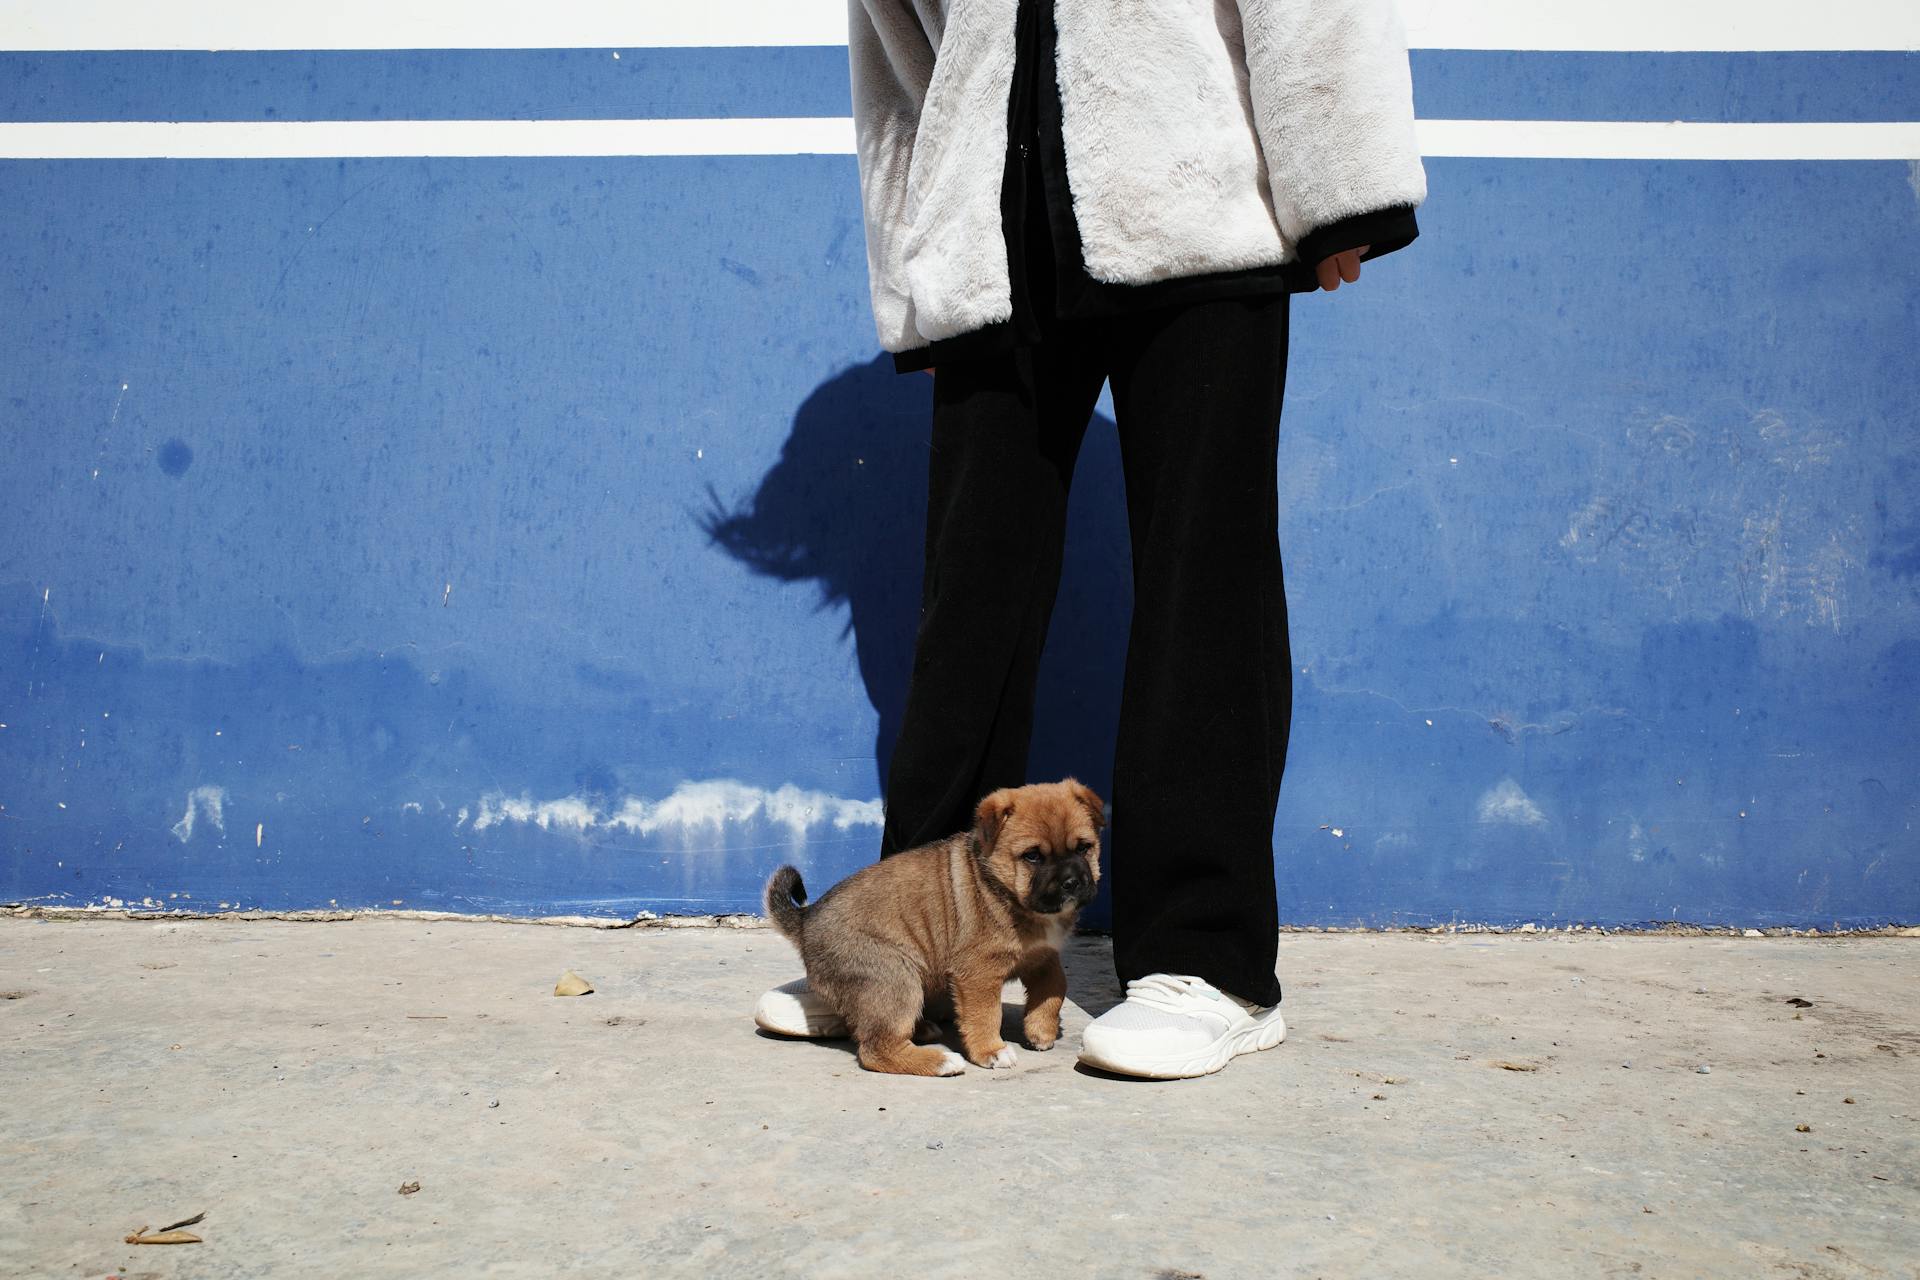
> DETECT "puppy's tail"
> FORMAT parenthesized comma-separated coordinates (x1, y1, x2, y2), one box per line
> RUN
(763, 865, 809, 943)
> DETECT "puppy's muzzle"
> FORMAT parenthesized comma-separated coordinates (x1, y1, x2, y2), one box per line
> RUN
(1033, 854, 1096, 914)
(1059, 862, 1093, 904)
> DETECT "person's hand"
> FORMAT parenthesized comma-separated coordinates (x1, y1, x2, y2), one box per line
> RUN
(1315, 244, 1370, 292)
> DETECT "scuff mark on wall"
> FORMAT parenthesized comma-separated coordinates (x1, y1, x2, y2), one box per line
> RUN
(169, 785, 227, 843)
(1563, 406, 1863, 630)
(1627, 411, 1696, 456)
(1559, 495, 1614, 550)
(1739, 497, 1857, 632)
(1476, 778, 1547, 827)
(1487, 710, 1582, 742)
(466, 779, 884, 845)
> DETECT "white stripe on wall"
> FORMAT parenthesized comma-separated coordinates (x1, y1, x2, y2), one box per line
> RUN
(1398, 1, 1920, 52)
(0, 117, 858, 158)
(1415, 120, 1920, 161)
(3, 118, 1916, 161)
(0, 1, 849, 50)
(3, 0, 1917, 52)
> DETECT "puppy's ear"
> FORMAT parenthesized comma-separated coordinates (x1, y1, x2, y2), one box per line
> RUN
(973, 788, 1017, 850)
(1065, 778, 1107, 830)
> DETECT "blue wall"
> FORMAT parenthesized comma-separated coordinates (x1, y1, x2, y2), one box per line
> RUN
(3, 45, 1916, 926)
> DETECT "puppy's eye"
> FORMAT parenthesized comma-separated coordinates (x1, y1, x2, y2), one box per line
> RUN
(1019, 848, 1043, 864)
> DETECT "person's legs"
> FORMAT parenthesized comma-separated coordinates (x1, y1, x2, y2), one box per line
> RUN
(877, 337, 1108, 854)
(1105, 294, 1292, 1009)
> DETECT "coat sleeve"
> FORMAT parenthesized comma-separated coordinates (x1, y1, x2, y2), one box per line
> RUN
(848, 1, 937, 352)
(1233, 0, 1427, 265)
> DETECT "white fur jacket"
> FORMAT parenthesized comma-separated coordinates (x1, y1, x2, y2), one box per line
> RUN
(848, 0, 1428, 355)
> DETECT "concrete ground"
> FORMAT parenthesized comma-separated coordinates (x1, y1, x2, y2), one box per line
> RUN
(1, 918, 1915, 1279)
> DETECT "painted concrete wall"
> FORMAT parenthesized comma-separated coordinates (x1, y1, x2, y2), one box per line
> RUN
(2, 4, 1916, 927)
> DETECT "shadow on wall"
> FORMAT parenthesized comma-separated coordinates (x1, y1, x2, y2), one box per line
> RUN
(701, 355, 1133, 867)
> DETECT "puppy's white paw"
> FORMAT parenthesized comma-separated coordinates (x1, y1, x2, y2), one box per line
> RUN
(934, 1049, 966, 1076)
(985, 1045, 1018, 1070)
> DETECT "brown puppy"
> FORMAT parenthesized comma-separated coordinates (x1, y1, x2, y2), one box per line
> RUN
(764, 779, 1104, 1077)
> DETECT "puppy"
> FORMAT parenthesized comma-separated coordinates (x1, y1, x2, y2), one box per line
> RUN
(763, 779, 1103, 1076)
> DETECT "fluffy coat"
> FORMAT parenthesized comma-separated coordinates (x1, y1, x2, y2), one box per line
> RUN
(847, 0, 1427, 354)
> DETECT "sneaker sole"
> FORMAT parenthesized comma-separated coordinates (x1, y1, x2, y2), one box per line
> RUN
(1076, 1011, 1287, 1080)
(752, 994, 848, 1040)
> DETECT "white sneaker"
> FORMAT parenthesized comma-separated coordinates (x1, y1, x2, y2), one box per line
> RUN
(1077, 973, 1286, 1079)
(753, 977, 848, 1038)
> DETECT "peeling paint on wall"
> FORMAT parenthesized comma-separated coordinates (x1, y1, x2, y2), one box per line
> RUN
(168, 785, 226, 843)
(467, 780, 883, 844)
(1476, 779, 1548, 827)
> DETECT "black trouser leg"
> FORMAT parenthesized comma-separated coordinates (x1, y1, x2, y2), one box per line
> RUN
(1106, 295, 1292, 1007)
(878, 341, 1107, 854)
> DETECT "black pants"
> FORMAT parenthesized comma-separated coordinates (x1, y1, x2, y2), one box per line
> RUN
(878, 294, 1292, 1008)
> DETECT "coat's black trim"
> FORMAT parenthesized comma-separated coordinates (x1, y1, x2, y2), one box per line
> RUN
(892, 321, 1015, 373)
(1294, 206, 1421, 284)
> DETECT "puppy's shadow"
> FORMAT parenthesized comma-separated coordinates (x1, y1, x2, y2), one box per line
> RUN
(752, 1026, 860, 1059)
(751, 935, 1124, 1062)
(1060, 935, 1125, 1020)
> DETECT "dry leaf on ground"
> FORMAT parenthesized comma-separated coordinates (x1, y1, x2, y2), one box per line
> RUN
(126, 1212, 205, 1245)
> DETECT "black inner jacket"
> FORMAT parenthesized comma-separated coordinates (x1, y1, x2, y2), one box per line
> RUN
(892, 0, 1419, 374)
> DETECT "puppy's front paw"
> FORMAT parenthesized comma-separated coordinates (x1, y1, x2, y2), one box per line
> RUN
(968, 1044, 1017, 1070)
(1024, 1011, 1061, 1051)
